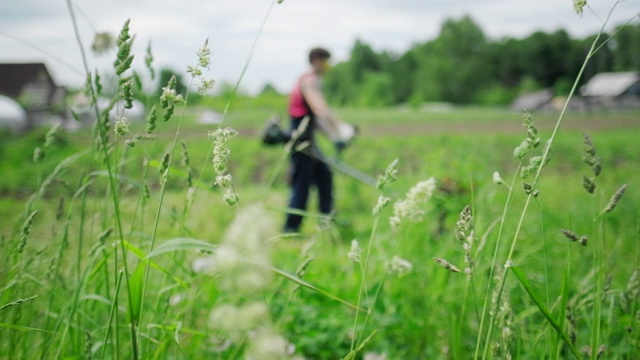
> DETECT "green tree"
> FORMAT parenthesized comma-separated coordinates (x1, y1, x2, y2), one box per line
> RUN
(259, 83, 280, 96)
(412, 15, 490, 103)
(324, 61, 356, 105)
(580, 33, 615, 81)
(355, 71, 394, 107)
(389, 50, 418, 103)
(349, 39, 383, 82)
(323, 17, 633, 107)
(611, 24, 640, 72)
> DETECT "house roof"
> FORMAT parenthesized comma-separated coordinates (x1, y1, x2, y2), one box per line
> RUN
(0, 62, 56, 98)
(511, 88, 554, 111)
(581, 71, 640, 97)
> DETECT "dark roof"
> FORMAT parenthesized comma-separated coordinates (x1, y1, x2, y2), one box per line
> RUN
(0, 62, 56, 98)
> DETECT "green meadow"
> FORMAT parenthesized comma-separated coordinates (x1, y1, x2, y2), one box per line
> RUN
(1, 102, 639, 359)
(1, 2, 640, 357)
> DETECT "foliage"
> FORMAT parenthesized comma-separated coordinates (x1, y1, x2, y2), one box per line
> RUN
(324, 18, 639, 106)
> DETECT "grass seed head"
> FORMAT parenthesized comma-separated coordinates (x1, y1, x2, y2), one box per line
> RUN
(114, 19, 134, 76)
(579, 235, 588, 246)
(582, 175, 596, 194)
(121, 80, 134, 109)
(18, 211, 38, 253)
(114, 116, 130, 136)
(44, 123, 61, 150)
(0, 295, 38, 311)
(514, 112, 541, 159)
(455, 205, 473, 242)
(603, 184, 627, 213)
(625, 269, 639, 306)
(295, 256, 314, 278)
(33, 147, 44, 163)
(377, 158, 399, 190)
(216, 174, 233, 188)
(348, 239, 362, 263)
(582, 133, 602, 177)
(434, 257, 461, 273)
(159, 152, 171, 175)
(198, 79, 215, 95)
(146, 106, 157, 133)
(180, 141, 191, 168)
(492, 171, 503, 185)
(98, 228, 113, 245)
(574, 0, 587, 15)
(561, 229, 579, 242)
(160, 75, 184, 120)
(211, 128, 238, 196)
(372, 195, 391, 216)
(197, 39, 211, 69)
(223, 188, 240, 207)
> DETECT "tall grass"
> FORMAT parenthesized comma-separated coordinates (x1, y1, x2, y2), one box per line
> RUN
(1, 0, 639, 359)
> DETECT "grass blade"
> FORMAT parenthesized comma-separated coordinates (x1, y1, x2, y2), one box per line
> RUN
(343, 329, 378, 360)
(264, 264, 368, 313)
(128, 262, 145, 324)
(144, 238, 365, 312)
(0, 322, 53, 333)
(120, 240, 190, 288)
(511, 266, 580, 359)
(145, 238, 216, 259)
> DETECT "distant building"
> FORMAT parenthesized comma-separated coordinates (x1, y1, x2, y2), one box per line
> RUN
(511, 88, 554, 111)
(0, 62, 67, 130)
(581, 71, 640, 109)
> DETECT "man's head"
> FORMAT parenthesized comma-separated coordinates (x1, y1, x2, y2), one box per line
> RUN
(309, 47, 331, 74)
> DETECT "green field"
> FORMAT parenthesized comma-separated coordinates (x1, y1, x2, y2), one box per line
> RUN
(1, 103, 639, 359)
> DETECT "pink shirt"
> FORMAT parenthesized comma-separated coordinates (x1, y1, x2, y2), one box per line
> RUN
(288, 73, 313, 117)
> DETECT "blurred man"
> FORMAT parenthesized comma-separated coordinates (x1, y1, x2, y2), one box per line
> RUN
(283, 47, 356, 233)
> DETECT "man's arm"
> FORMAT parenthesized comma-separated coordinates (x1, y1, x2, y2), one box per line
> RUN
(300, 75, 355, 144)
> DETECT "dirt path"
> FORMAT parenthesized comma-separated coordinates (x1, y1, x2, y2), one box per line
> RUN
(357, 117, 640, 137)
(237, 116, 640, 139)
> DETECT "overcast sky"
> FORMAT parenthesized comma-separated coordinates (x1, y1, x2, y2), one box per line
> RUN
(1, 0, 638, 95)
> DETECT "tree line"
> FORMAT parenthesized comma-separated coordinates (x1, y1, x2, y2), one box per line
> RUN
(321, 15, 640, 106)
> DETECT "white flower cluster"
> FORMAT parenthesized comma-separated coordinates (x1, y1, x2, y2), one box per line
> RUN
(205, 205, 299, 358)
(210, 205, 273, 292)
(385, 256, 413, 277)
(389, 178, 437, 229)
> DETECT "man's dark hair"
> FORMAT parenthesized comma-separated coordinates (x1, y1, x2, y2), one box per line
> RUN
(309, 47, 331, 63)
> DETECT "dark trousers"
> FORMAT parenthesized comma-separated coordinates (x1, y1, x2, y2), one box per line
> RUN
(284, 151, 333, 231)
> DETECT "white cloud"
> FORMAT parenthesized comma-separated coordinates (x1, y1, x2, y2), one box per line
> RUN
(0, 0, 637, 94)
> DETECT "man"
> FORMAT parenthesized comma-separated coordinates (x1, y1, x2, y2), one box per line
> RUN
(283, 47, 356, 233)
